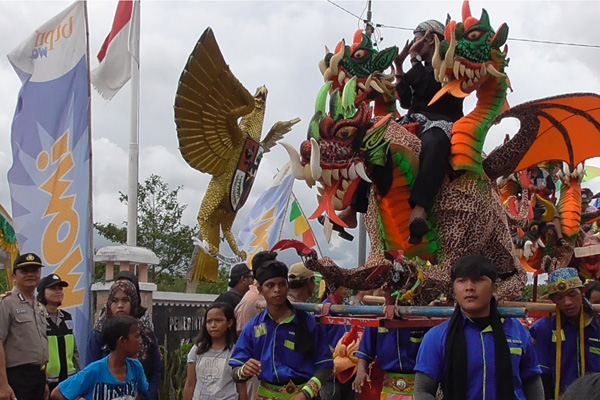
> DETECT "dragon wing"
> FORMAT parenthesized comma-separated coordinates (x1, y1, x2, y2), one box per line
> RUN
(174, 27, 254, 176)
(483, 93, 600, 180)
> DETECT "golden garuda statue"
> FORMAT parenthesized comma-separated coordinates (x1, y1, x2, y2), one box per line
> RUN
(175, 27, 300, 281)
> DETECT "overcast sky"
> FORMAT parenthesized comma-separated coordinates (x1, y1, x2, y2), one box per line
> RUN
(1, 1, 600, 270)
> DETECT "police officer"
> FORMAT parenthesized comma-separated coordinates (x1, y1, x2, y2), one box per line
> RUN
(38, 273, 80, 393)
(0, 253, 49, 400)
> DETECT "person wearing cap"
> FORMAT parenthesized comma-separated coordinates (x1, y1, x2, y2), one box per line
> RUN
(530, 268, 600, 398)
(413, 255, 543, 400)
(214, 263, 253, 310)
(38, 273, 80, 393)
(0, 253, 49, 400)
(229, 251, 333, 400)
(394, 19, 464, 245)
(287, 262, 316, 303)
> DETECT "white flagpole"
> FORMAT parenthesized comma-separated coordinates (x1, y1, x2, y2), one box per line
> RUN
(127, 0, 140, 246)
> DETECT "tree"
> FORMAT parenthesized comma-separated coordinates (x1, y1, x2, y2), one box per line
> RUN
(95, 175, 200, 286)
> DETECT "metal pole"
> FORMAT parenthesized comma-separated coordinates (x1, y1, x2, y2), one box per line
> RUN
(357, 213, 366, 267)
(127, 0, 141, 246)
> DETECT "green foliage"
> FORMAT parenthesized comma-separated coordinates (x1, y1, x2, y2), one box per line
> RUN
(524, 283, 547, 301)
(196, 266, 229, 294)
(94, 175, 200, 288)
(159, 341, 193, 400)
(0, 270, 8, 293)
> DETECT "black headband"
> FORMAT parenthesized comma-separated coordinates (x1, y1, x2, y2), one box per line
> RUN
(254, 259, 288, 285)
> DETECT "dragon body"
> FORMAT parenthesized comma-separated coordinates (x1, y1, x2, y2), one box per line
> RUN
(285, 1, 600, 302)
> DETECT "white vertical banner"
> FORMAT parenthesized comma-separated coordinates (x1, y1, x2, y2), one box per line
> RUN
(7, 1, 92, 363)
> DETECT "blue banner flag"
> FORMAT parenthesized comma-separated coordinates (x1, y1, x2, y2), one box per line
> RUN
(237, 163, 294, 267)
(7, 1, 92, 362)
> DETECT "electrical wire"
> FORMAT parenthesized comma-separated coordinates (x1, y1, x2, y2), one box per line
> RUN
(328, 0, 600, 49)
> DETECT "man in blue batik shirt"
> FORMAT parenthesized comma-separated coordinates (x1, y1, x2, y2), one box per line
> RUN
(230, 251, 332, 400)
(530, 267, 600, 399)
(413, 255, 543, 400)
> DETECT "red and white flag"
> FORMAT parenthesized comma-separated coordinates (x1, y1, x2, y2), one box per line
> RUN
(92, 0, 139, 100)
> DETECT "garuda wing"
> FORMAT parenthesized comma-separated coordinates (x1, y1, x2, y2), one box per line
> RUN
(174, 27, 254, 176)
(483, 93, 600, 180)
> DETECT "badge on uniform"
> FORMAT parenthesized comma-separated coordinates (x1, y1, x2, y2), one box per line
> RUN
(254, 323, 267, 338)
(66, 320, 74, 330)
(16, 308, 27, 314)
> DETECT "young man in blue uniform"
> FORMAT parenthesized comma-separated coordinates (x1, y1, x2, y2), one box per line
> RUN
(413, 255, 543, 400)
(530, 268, 600, 399)
(230, 251, 333, 400)
(353, 318, 426, 399)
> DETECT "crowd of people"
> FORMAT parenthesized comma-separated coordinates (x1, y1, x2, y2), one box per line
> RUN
(3, 16, 600, 400)
(0, 253, 160, 400)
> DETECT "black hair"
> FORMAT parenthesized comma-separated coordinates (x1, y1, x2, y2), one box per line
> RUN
(585, 281, 600, 301)
(102, 315, 139, 351)
(36, 287, 62, 307)
(37, 288, 48, 305)
(289, 277, 310, 289)
(195, 302, 237, 355)
(561, 373, 600, 400)
(451, 255, 498, 283)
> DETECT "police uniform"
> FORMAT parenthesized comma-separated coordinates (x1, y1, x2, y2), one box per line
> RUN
(37, 273, 80, 393)
(0, 285, 49, 398)
(357, 326, 427, 398)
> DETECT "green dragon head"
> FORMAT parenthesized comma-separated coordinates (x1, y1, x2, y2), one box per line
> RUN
(432, 0, 509, 98)
(319, 30, 398, 106)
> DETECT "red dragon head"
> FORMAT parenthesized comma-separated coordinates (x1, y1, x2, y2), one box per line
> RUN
(282, 79, 393, 227)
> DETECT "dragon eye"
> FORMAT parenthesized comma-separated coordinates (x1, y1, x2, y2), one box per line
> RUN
(530, 224, 539, 234)
(353, 49, 368, 60)
(466, 30, 484, 41)
(335, 126, 357, 140)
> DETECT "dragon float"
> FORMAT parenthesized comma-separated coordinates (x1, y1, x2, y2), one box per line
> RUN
(281, 1, 600, 303)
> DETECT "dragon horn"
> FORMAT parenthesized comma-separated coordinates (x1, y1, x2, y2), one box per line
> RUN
(309, 82, 333, 140)
(462, 0, 472, 21)
(342, 77, 358, 119)
(536, 194, 557, 223)
(330, 88, 344, 121)
(316, 82, 333, 116)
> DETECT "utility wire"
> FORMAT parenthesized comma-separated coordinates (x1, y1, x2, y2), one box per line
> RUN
(328, 0, 600, 49)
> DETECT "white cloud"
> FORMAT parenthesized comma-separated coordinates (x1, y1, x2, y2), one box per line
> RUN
(2, 0, 600, 274)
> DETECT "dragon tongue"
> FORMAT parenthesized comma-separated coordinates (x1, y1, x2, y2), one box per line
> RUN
(309, 183, 348, 228)
(429, 79, 469, 106)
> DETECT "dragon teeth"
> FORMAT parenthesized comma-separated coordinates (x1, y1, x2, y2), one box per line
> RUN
(337, 189, 345, 199)
(342, 179, 350, 190)
(332, 169, 340, 180)
(453, 61, 460, 80)
(322, 169, 332, 186)
(341, 168, 349, 179)
(466, 68, 473, 79)
(348, 164, 358, 180)
(338, 70, 346, 86)
(332, 197, 343, 210)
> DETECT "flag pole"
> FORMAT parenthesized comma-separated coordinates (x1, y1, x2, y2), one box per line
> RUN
(127, 0, 141, 246)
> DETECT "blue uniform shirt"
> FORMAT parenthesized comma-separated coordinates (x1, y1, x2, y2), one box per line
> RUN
(357, 326, 426, 373)
(415, 313, 541, 400)
(530, 313, 600, 393)
(320, 299, 351, 352)
(230, 307, 333, 385)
